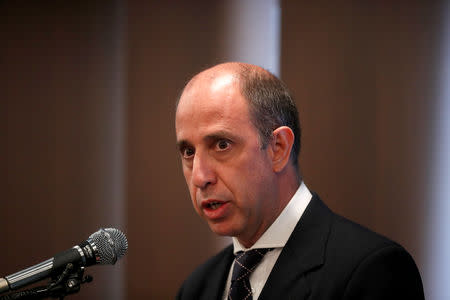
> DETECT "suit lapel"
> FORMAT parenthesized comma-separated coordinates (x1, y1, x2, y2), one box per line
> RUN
(259, 194, 333, 299)
(200, 245, 234, 300)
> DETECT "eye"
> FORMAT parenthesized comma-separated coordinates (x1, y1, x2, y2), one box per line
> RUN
(216, 139, 231, 151)
(181, 146, 195, 159)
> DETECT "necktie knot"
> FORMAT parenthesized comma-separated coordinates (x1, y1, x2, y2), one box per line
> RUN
(229, 248, 272, 300)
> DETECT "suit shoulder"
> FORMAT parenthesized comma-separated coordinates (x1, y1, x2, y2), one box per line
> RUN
(311, 198, 423, 298)
(176, 245, 233, 300)
(341, 234, 424, 298)
(309, 194, 400, 255)
(326, 212, 418, 272)
(331, 213, 397, 249)
(187, 244, 233, 281)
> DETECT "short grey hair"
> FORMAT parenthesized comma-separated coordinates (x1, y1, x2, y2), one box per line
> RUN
(237, 64, 301, 168)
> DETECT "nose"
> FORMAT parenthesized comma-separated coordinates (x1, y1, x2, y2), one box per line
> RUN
(191, 151, 216, 189)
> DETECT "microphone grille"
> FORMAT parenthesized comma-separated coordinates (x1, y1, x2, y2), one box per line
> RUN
(89, 228, 128, 265)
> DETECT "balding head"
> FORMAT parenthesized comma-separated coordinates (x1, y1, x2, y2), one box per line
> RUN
(178, 62, 301, 170)
(180, 63, 254, 99)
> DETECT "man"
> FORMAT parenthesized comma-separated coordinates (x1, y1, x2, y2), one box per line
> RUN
(175, 62, 424, 299)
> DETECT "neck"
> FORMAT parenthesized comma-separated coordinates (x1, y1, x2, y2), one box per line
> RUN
(277, 165, 301, 210)
(237, 167, 301, 248)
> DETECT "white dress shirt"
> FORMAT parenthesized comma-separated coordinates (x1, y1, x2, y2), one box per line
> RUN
(222, 182, 312, 299)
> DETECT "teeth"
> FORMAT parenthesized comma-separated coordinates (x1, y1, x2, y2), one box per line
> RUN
(210, 202, 221, 209)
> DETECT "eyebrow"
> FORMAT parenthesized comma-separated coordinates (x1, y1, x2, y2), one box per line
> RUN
(204, 130, 242, 144)
(176, 130, 243, 149)
(176, 140, 191, 150)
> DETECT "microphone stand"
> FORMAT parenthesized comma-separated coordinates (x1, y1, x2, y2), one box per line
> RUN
(0, 263, 93, 300)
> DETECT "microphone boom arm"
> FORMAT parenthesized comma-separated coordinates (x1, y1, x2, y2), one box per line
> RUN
(0, 263, 93, 300)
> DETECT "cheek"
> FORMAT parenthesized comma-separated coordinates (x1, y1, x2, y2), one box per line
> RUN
(236, 158, 273, 203)
(182, 168, 199, 209)
(188, 187, 202, 216)
(182, 166, 193, 189)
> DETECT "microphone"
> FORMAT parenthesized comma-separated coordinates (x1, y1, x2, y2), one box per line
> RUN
(0, 228, 128, 294)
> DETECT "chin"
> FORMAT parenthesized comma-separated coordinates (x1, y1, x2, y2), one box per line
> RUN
(208, 223, 239, 237)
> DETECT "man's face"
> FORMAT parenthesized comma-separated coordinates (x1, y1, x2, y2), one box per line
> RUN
(175, 73, 278, 247)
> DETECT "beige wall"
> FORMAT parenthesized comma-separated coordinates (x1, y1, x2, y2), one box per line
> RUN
(2, 1, 445, 299)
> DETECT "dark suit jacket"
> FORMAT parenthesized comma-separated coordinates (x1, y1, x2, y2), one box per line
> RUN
(176, 194, 424, 299)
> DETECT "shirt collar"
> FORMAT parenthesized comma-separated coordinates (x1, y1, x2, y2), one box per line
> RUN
(232, 181, 312, 254)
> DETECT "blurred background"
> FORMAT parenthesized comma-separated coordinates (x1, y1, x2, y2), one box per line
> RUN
(2, 0, 449, 299)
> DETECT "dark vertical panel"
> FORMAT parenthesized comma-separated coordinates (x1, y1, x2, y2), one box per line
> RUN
(281, 1, 377, 226)
(125, 1, 226, 298)
(281, 2, 442, 298)
(1, 1, 125, 299)
(372, 2, 441, 274)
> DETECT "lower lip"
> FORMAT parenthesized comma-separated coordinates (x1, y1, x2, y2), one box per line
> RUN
(202, 202, 230, 220)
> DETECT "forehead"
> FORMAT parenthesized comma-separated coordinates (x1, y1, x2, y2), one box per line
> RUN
(175, 73, 255, 141)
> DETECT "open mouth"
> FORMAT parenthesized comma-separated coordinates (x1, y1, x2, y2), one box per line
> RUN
(202, 200, 225, 210)
(208, 202, 222, 210)
(201, 200, 229, 219)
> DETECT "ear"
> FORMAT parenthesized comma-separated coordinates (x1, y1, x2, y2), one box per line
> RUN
(269, 126, 295, 173)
